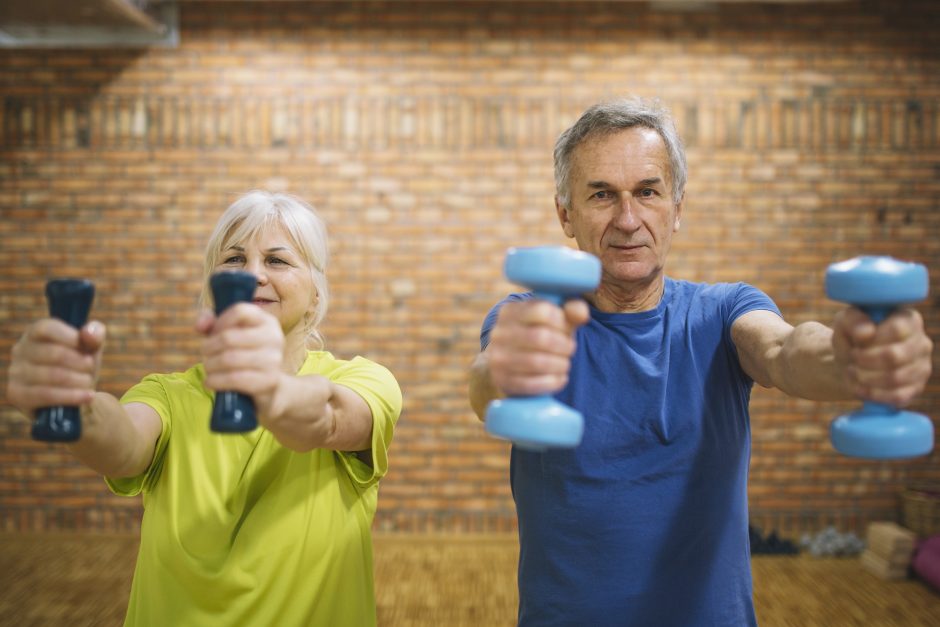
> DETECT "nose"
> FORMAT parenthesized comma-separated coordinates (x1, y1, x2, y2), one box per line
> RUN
(612, 195, 641, 232)
(243, 259, 268, 285)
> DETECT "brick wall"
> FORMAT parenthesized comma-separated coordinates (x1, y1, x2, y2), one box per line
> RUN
(1, 0, 938, 535)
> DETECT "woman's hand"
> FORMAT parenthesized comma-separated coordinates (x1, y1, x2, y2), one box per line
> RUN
(7, 319, 105, 417)
(198, 303, 287, 420)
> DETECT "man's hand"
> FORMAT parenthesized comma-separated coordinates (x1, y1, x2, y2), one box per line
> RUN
(485, 299, 590, 397)
(831, 306, 933, 407)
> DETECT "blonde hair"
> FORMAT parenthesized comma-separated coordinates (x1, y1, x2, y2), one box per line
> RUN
(201, 190, 330, 349)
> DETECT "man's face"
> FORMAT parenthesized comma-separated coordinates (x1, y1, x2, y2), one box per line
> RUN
(556, 127, 682, 289)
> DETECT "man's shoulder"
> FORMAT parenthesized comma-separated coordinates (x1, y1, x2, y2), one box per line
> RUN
(666, 277, 779, 321)
(667, 277, 753, 300)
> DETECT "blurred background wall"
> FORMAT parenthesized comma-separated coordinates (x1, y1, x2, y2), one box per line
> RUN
(0, 0, 938, 536)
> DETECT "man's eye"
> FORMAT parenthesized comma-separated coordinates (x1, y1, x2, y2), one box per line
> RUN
(592, 191, 613, 200)
(640, 188, 656, 198)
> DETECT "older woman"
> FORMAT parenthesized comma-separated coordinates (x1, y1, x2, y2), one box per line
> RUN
(7, 190, 402, 626)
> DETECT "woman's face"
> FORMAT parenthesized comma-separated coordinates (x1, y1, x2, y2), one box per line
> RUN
(215, 223, 317, 339)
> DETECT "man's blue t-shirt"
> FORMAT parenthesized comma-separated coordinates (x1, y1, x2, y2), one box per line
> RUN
(480, 277, 781, 627)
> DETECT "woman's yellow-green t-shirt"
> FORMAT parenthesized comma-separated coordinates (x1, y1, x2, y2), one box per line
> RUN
(107, 351, 402, 627)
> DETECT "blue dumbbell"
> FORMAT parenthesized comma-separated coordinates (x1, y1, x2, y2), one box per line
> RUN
(32, 279, 96, 442)
(485, 246, 602, 451)
(825, 256, 933, 459)
(209, 271, 258, 433)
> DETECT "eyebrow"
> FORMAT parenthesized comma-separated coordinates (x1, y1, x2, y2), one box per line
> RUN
(586, 177, 664, 189)
(227, 245, 294, 254)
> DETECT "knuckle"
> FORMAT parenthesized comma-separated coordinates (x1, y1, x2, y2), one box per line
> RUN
(888, 390, 912, 407)
(886, 345, 906, 367)
(529, 327, 554, 349)
(487, 349, 507, 371)
(489, 326, 510, 345)
(923, 335, 934, 354)
(564, 336, 578, 357)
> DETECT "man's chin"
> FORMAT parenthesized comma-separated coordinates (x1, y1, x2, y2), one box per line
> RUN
(605, 260, 659, 282)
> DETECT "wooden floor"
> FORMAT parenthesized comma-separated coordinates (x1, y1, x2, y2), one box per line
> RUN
(0, 532, 937, 626)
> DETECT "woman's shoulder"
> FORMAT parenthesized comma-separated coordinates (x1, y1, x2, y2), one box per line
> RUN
(302, 351, 402, 407)
(301, 350, 394, 378)
(132, 363, 208, 394)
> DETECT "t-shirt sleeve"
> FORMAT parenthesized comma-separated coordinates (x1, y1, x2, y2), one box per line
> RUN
(480, 292, 532, 351)
(327, 356, 403, 489)
(105, 374, 172, 497)
(727, 282, 781, 327)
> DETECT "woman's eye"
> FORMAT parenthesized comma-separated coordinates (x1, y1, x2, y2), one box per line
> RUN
(223, 255, 244, 264)
(269, 257, 288, 265)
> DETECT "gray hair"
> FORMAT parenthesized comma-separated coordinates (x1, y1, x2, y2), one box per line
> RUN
(553, 97, 687, 208)
(201, 190, 330, 349)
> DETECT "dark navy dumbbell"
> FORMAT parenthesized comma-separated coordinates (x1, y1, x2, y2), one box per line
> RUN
(485, 246, 601, 451)
(32, 279, 96, 442)
(209, 271, 258, 433)
(825, 256, 933, 459)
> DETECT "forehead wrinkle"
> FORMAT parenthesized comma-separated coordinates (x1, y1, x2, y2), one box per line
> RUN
(575, 127, 669, 172)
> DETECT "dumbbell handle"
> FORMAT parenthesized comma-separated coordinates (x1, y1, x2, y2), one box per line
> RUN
(531, 291, 564, 307)
(209, 271, 258, 433)
(859, 304, 907, 416)
(858, 305, 892, 325)
(32, 279, 96, 442)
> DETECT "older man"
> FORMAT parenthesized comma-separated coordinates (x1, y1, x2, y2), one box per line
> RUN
(468, 98, 933, 626)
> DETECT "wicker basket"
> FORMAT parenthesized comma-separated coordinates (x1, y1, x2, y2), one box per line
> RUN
(901, 485, 940, 538)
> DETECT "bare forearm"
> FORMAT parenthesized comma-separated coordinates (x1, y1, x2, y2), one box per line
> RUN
(68, 393, 155, 478)
(263, 374, 373, 453)
(770, 322, 853, 402)
(468, 352, 503, 420)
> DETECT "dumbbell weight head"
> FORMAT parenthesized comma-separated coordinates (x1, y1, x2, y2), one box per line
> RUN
(825, 256, 928, 317)
(504, 246, 604, 305)
(211, 270, 258, 315)
(486, 396, 584, 451)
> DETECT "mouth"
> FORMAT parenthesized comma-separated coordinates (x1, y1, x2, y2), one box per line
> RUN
(252, 298, 277, 306)
(609, 243, 646, 252)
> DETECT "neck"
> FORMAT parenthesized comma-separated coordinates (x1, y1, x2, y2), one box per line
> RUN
(589, 275, 665, 313)
(282, 327, 310, 374)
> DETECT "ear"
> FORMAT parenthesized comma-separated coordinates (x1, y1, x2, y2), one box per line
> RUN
(555, 196, 575, 239)
(307, 289, 319, 317)
(673, 195, 684, 232)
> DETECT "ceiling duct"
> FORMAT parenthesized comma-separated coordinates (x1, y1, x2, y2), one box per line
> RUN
(0, 0, 177, 48)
